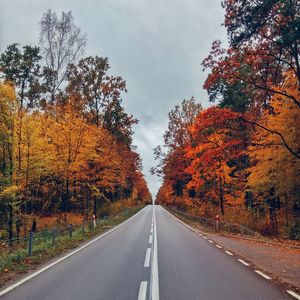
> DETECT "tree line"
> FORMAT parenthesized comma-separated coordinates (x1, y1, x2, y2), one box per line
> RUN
(153, 0, 300, 239)
(0, 10, 151, 241)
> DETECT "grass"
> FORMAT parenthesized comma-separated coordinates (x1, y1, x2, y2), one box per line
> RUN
(0, 205, 144, 288)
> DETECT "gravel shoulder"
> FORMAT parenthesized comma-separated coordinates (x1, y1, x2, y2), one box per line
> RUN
(208, 233, 300, 289)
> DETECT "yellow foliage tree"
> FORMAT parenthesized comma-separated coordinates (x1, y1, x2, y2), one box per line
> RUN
(247, 71, 300, 236)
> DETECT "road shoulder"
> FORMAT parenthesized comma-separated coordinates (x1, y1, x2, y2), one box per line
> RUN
(163, 206, 300, 298)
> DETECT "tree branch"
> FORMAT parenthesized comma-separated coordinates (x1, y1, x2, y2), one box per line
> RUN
(240, 117, 300, 159)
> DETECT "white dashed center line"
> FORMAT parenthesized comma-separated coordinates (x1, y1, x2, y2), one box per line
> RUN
(137, 281, 148, 300)
(149, 234, 153, 244)
(144, 248, 151, 267)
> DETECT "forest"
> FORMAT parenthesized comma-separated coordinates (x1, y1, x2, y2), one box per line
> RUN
(0, 10, 151, 242)
(153, 0, 300, 239)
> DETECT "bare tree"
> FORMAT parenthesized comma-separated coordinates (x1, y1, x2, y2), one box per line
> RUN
(39, 9, 87, 101)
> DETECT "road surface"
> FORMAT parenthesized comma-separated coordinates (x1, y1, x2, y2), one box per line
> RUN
(0, 205, 292, 299)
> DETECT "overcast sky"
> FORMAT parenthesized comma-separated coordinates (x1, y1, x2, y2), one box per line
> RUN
(0, 0, 227, 197)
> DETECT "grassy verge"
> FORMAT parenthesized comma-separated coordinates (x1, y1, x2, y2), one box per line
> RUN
(0, 205, 144, 288)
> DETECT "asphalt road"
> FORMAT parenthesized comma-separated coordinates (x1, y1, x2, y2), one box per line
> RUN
(0, 205, 292, 300)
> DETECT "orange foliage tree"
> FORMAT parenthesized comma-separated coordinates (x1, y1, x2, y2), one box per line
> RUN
(186, 107, 246, 215)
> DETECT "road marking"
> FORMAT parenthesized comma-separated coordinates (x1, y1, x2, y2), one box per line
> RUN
(255, 270, 271, 280)
(287, 290, 300, 300)
(225, 250, 233, 256)
(161, 207, 195, 231)
(138, 281, 148, 300)
(150, 228, 153, 233)
(215, 244, 222, 249)
(149, 234, 153, 244)
(144, 248, 151, 267)
(237, 259, 250, 266)
(150, 206, 159, 300)
(203, 236, 208, 239)
(208, 239, 214, 243)
(199, 233, 202, 236)
(0, 206, 148, 297)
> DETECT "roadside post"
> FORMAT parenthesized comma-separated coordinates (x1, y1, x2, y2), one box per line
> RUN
(215, 214, 220, 232)
(93, 214, 96, 228)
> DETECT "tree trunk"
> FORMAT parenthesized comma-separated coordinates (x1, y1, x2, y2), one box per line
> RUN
(8, 205, 13, 247)
(16, 216, 20, 244)
(285, 194, 289, 227)
(86, 187, 90, 220)
(64, 176, 69, 222)
(93, 196, 97, 216)
(219, 176, 225, 215)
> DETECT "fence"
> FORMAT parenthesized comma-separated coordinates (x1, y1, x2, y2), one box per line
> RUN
(0, 206, 139, 272)
(166, 206, 257, 236)
(0, 206, 144, 275)
(0, 219, 100, 258)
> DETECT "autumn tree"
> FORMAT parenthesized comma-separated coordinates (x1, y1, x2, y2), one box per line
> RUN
(41, 102, 92, 217)
(224, 0, 300, 85)
(203, 1, 300, 160)
(66, 56, 127, 128)
(247, 72, 300, 236)
(0, 44, 43, 186)
(0, 10, 150, 241)
(0, 44, 42, 109)
(103, 99, 138, 146)
(186, 107, 246, 214)
(0, 83, 19, 243)
(152, 97, 202, 203)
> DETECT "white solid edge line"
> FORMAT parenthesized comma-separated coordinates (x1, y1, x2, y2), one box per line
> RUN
(161, 206, 240, 255)
(137, 281, 148, 300)
(255, 270, 271, 280)
(215, 245, 222, 249)
(0, 206, 148, 297)
(237, 259, 250, 266)
(144, 248, 151, 267)
(161, 206, 195, 231)
(287, 290, 300, 300)
(149, 234, 153, 244)
(151, 206, 159, 300)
